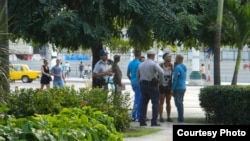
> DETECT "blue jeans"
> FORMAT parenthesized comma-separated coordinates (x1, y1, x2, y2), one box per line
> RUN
(131, 81, 142, 119)
(173, 89, 186, 122)
(53, 80, 64, 88)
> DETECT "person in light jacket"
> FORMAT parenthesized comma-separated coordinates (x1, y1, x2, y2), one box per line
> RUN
(171, 54, 187, 123)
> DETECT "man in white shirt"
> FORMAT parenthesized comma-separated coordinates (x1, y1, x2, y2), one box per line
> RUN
(63, 62, 70, 78)
(93, 49, 113, 90)
(137, 49, 164, 126)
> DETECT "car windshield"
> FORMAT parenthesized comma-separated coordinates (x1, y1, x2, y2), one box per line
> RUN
(24, 65, 31, 71)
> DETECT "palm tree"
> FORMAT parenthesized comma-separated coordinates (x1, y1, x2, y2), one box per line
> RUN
(0, 0, 10, 97)
(224, 0, 250, 85)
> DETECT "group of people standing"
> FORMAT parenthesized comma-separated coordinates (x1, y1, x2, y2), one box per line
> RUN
(79, 61, 91, 78)
(128, 49, 187, 126)
(41, 59, 94, 91)
(43, 48, 186, 126)
(92, 49, 123, 94)
(92, 48, 187, 126)
(41, 49, 187, 126)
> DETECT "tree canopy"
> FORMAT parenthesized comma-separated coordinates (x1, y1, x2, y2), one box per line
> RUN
(7, 0, 250, 87)
(8, 0, 204, 52)
(8, 0, 249, 53)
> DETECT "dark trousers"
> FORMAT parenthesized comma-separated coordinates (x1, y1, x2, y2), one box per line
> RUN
(139, 83, 160, 125)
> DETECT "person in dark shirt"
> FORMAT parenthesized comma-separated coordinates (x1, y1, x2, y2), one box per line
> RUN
(40, 59, 51, 91)
(112, 55, 122, 94)
(79, 61, 84, 78)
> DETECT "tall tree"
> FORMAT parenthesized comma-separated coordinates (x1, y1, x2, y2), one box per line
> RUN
(8, 0, 215, 87)
(189, 0, 250, 85)
(224, 0, 250, 85)
(213, 0, 224, 85)
(7, 0, 180, 87)
(0, 0, 9, 94)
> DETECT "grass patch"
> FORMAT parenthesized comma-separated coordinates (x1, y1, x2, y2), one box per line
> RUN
(122, 117, 209, 138)
(122, 126, 162, 138)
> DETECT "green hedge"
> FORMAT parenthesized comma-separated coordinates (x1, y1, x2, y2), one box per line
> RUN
(3, 86, 131, 132)
(199, 85, 250, 124)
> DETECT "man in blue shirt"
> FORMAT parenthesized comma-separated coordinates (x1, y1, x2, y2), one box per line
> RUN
(51, 59, 66, 88)
(127, 50, 142, 121)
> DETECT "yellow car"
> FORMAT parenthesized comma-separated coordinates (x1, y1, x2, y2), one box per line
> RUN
(9, 64, 41, 83)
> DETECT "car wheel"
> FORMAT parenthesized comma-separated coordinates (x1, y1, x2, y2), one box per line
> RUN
(28, 80, 33, 83)
(22, 76, 29, 83)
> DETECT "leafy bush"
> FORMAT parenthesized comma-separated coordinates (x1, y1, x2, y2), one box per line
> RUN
(4, 86, 131, 131)
(0, 107, 123, 141)
(79, 88, 131, 131)
(199, 85, 250, 124)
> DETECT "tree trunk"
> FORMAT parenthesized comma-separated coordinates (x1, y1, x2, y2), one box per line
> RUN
(231, 45, 243, 85)
(0, 0, 10, 95)
(91, 44, 103, 88)
(213, 0, 224, 85)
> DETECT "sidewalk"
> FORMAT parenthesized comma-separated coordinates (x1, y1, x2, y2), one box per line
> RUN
(65, 77, 250, 86)
(123, 85, 205, 141)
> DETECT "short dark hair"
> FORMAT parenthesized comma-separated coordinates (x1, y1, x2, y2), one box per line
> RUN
(134, 50, 141, 57)
(162, 53, 169, 59)
(139, 56, 145, 62)
(107, 59, 113, 64)
(43, 59, 48, 64)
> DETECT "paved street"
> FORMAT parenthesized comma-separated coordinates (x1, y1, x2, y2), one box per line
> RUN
(10, 79, 86, 90)
(11, 59, 250, 84)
